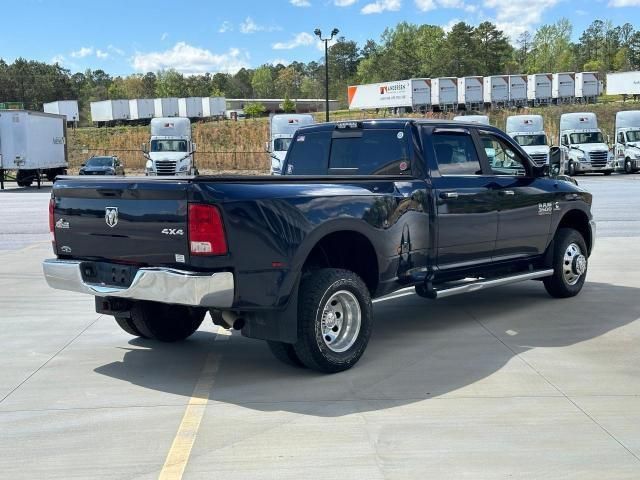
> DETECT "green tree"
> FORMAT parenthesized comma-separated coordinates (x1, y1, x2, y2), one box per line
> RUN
(251, 66, 274, 98)
(155, 69, 185, 97)
(282, 95, 296, 112)
(474, 22, 514, 75)
(244, 102, 266, 117)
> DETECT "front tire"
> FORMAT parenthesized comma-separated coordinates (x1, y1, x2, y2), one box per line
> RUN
(129, 301, 205, 342)
(293, 269, 373, 373)
(567, 161, 576, 176)
(625, 159, 634, 174)
(543, 228, 588, 298)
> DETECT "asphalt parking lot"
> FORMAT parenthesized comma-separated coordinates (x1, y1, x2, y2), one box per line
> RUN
(1, 174, 640, 479)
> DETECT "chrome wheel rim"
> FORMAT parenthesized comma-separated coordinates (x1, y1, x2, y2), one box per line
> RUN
(320, 290, 361, 353)
(563, 242, 586, 286)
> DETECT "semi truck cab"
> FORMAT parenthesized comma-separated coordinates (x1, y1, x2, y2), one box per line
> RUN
(506, 115, 551, 167)
(267, 114, 315, 175)
(559, 113, 613, 176)
(614, 110, 640, 174)
(143, 117, 196, 176)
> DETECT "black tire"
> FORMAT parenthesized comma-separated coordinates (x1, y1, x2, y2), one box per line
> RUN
(625, 159, 633, 174)
(603, 171, 612, 176)
(543, 228, 588, 298)
(567, 161, 576, 176)
(292, 268, 373, 373)
(114, 315, 148, 338)
(129, 301, 205, 342)
(267, 341, 305, 368)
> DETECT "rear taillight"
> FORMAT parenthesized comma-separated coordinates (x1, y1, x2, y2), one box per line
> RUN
(188, 204, 227, 256)
(49, 198, 56, 250)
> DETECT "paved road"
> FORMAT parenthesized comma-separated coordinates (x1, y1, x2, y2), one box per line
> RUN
(1, 176, 640, 478)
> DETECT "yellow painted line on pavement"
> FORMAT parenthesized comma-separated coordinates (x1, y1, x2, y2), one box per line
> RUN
(158, 351, 220, 480)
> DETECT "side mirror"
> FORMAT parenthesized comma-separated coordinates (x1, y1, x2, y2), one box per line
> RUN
(80, 163, 85, 167)
(265, 141, 270, 153)
(549, 146, 562, 177)
(192, 143, 197, 153)
(141, 143, 148, 154)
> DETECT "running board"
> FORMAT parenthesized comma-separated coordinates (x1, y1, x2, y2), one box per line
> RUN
(433, 269, 554, 299)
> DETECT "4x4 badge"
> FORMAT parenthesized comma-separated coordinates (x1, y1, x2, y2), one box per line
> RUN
(105, 207, 118, 228)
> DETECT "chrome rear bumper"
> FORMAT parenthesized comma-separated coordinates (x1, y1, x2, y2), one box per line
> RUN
(42, 259, 234, 308)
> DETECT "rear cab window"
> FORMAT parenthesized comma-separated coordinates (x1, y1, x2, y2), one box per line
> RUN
(284, 125, 411, 176)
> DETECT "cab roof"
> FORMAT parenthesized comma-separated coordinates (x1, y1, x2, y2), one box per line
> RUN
(295, 118, 501, 134)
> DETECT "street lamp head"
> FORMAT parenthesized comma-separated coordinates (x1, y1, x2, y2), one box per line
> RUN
(314, 28, 322, 38)
(331, 28, 339, 38)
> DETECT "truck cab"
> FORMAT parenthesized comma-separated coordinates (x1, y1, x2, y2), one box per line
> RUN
(143, 117, 196, 176)
(506, 114, 552, 168)
(613, 110, 640, 174)
(267, 114, 315, 175)
(559, 112, 613, 176)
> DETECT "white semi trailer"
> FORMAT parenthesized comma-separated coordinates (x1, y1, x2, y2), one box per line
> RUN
(90, 100, 130, 125)
(560, 112, 612, 176)
(202, 97, 226, 118)
(129, 99, 155, 122)
(153, 98, 179, 117)
(453, 115, 490, 125)
(527, 74, 553, 106)
(178, 97, 204, 119)
(508, 75, 528, 107)
(613, 110, 640, 174)
(575, 72, 599, 103)
(483, 76, 509, 108)
(506, 115, 550, 166)
(266, 114, 315, 175)
(43, 100, 79, 125)
(552, 73, 575, 104)
(431, 77, 457, 111)
(457, 77, 483, 110)
(606, 71, 640, 96)
(0, 110, 67, 188)
(347, 79, 431, 112)
(143, 118, 197, 176)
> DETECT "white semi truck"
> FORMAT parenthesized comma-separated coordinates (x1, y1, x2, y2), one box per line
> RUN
(143, 118, 197, 176)
(0, 110, 67, 188)
(559, 112, 612, 176)
(267, 114, 315, 175)
(506, 115, 551, 166)
(613, 110, 640, 174)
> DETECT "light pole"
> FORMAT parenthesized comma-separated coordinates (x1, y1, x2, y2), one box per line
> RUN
(314, 27, 339, 122)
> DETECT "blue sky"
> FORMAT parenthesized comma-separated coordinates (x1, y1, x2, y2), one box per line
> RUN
(1, 0, 638, 75)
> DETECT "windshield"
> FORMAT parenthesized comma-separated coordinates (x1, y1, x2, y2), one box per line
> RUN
(274, 138, 292, 152)
(151, 139, 188, 152)
(627, 130, 640, 142)
(513, 134, 547, 147)
(86, 157, 113, 167)
(570, 132, 604, 144)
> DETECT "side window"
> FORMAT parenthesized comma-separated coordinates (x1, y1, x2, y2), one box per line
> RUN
(329, 129, 410, 175)
(432, 132, 482, 176)
(479, 132, 528, 176)
(618, 132, 625, 144)
(561, 134, 569, 146)
(284, 131, 330, 175)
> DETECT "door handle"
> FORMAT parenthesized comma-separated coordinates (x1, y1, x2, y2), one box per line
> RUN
(499, 190, 515, 196)
(440, 191, 458, 199)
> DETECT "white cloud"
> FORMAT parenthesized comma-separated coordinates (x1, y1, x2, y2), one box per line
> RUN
(70, 47, 93, 58)
(335, 0, 357, 5)
(415, 0, 476, 11)
(482, 0, 559, 39)
(442, 17, 461, 32)
(108, 45, 125, 56)
(239, 17, 281, 34)
(608, 0, 640, 5)
(361, 0, 401, 14)
(290, 0, 311, 5)
(272, 32, 316, 50)
(218, 21, 233, 33)
(132, 42, 249, 74)
(96, 49, 109, 59)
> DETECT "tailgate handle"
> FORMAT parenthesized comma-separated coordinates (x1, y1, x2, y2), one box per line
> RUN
(96, 189, 123, 197)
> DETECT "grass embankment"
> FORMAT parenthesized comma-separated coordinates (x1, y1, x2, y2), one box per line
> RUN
(68, 100, 640, 174)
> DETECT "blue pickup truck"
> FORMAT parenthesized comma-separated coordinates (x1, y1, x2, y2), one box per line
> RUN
(44, 119, 595, 373)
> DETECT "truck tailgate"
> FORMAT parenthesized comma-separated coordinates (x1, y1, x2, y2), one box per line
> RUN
(52, 178, 190, 265)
